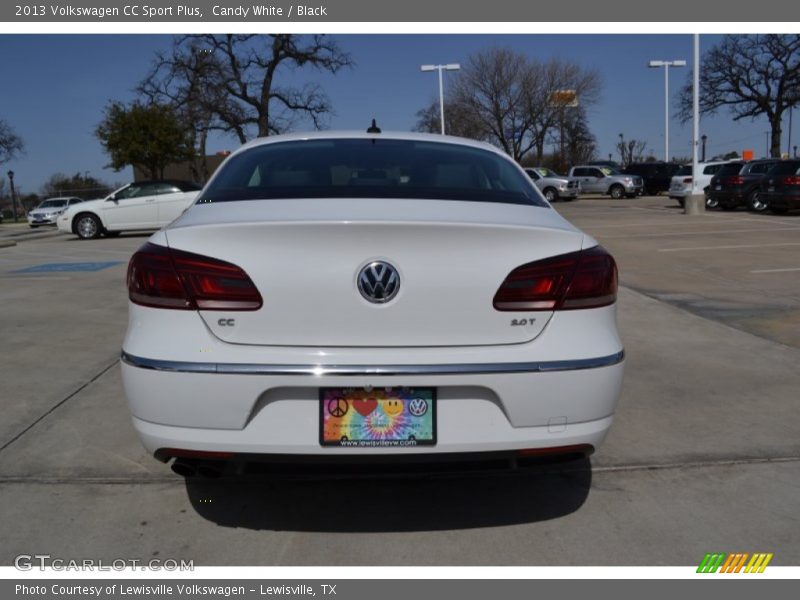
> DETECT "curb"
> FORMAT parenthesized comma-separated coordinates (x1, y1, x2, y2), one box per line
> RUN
(0, 240, 17, 248)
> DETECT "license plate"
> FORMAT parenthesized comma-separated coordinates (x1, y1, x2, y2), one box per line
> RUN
(768, 187, 775, 192)
(715, 185, 722, 190)
(320, 387, 436, 447)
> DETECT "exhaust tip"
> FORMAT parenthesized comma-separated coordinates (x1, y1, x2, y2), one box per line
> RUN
(196, 462, 225, 479)
(171, 459, 198, 478)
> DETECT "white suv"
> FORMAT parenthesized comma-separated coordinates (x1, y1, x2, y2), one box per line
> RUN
(668, 160, 736, 208)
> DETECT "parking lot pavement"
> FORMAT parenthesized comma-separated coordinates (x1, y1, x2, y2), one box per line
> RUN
(556, 195, 800, 349)
(0, 210, 798, 566)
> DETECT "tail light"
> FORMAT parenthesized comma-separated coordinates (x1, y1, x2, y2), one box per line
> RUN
(127, 242, 262, 310)
(493, 246, 617, 311)
(725, 176, 745, 185)
(782, 176, 800, 185)
(683, 177, 693, 184)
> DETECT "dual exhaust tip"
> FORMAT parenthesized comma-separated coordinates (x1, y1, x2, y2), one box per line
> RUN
(171, 458, 225, 478)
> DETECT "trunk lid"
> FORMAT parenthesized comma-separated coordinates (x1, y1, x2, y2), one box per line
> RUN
(166, 199, 584, 347)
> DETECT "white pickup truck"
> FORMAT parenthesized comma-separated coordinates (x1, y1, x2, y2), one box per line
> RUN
(568, 165, 644, 199)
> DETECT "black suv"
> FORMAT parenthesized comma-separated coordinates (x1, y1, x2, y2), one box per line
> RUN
(759, 160, 800, 214)
(622, 162, 680, 196)
(707, 160, 780, 212)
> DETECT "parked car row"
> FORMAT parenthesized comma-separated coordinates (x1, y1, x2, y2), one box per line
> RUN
(669, 158, 800, 214)
(524, 165, 645, 201)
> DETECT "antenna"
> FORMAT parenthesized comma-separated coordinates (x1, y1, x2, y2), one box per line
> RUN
(367, 119, 381, 134)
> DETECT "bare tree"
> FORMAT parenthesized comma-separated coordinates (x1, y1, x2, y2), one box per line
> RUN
(184, 35, 351, 143)
(556, 106, 597, 170)
(413, 98, 487, 140)
(678, 35, 800, 158)
(138, 42, 224, 181)
(414, 48, 602, 165)
(530, 59, 602, 165)
(616, 139, 648, 166)
(0, 118, 24, 165)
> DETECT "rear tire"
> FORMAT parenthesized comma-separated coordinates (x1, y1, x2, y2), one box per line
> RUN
(74, 213, 102, 240)
(747, 190, 768, 212)
(29, 224, 38, 228)
(706, 196, 719, 209)
(543, 187, 558, 203)
(609, 185, 624, 199)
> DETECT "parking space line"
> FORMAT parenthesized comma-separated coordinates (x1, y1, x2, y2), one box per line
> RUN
(579, 220, 752, 230)
(658, 242, 800, 252)
(750, 267, 800, 274)
(602, 226, 800, 239)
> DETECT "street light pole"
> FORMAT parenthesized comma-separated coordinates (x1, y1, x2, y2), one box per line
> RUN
(648, 59, 686, 162)
(7, 171, 19, 223)
(420, 63, 461, 135)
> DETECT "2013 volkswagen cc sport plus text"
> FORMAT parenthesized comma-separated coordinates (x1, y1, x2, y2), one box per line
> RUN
(120, 129, 624, 475)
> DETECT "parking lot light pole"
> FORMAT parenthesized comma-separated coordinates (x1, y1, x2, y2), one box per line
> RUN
(648, 59, 686, 162)
(7, 170, 19, 223)
(420, 63, 460, 135)
(685, 35, 704, 215)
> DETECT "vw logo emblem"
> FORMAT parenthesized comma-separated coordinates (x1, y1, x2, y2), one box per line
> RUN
(357, 261, 400, 304)
(408, 398, 428, 417)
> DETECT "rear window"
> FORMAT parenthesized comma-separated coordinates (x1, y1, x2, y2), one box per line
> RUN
(676, 165, 692, 176)
(198, 139, 547, 207)
(768, 161, 800, 175)
(744, 162, 777, 174)
(715, 162, 745, 176)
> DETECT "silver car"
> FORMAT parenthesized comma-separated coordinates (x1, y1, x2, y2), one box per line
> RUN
(524, 167, 580, 202)
(27, 197, 84, 228)
(568, 166, 644, 199)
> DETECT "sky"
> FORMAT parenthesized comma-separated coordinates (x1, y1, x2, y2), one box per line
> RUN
(1, 33, 797, 194)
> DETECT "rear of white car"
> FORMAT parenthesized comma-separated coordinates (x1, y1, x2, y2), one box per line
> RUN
(120, 132, 624, 475)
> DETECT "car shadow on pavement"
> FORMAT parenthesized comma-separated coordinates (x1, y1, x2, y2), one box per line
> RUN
(183, 457, 592, 532)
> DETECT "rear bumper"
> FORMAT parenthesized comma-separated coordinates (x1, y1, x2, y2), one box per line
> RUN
(708, 189, 747, 205)
(669, 188, 690, 199)
(762, 192, 800, 209)
(122, 353, 623, 456)
(122, 302, 624, 458)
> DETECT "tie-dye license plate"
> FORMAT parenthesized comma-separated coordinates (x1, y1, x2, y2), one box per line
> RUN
(320, 387, 436, 447)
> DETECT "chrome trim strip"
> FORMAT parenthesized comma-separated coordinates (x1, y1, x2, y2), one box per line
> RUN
(120, 350, 624, 377)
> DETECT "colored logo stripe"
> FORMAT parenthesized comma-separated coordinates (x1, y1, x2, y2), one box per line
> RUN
(697, 553, 773, 573)
(745, 553, 773, 573)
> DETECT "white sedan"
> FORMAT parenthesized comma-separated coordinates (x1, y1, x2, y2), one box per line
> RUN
(57, 180, 201, 239)
(121, 131, 624, 477)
